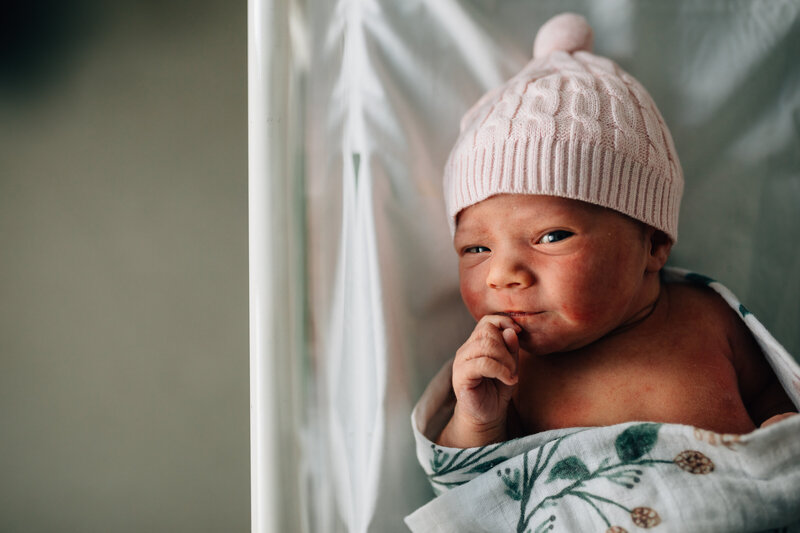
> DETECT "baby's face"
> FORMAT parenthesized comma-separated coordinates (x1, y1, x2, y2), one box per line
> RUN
(454, 194, 655, 356)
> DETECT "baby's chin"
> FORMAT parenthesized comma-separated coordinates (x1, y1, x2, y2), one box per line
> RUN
(517, 325, 606, 357)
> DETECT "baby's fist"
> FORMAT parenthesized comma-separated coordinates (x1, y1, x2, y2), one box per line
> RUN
(441, 315, 521, 447)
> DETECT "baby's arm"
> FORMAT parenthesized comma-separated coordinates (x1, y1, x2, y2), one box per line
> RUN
(725, 307, 797, 428)
(436, 315, 521, 448)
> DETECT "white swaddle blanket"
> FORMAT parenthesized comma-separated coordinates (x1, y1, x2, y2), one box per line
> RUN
(406, 268, 800, 532)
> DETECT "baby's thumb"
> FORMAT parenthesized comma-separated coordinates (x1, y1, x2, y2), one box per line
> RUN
(502, 327, 519, 357)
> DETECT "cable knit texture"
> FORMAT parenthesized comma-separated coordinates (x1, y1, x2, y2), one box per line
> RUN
(444, 13, 684, 241)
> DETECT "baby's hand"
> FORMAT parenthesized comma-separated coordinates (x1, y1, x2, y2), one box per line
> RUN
(759, 412, 798, 428)
(437, 315, 521, 447)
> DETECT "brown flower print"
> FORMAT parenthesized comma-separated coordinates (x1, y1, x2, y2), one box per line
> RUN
(673, 450, 714, 475)
(630, 507, 661, 528)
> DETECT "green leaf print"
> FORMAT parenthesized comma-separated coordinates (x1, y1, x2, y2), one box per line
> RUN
(468, 456, 509, 474)
(427, 442, 511, 491)
(498, 467, 523, 501)
(547, 456, 590, 482)
(615, 424, 661, 462)
(490, 424, 711, 532)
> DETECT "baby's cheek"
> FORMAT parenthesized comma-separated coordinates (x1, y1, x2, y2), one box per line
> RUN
(560, 304, 601, 325)
(459, 283, 485, 320)
(558, 286, 609, 324)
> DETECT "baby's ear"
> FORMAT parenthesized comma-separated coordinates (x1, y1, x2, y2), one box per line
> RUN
(645, 228, 672, 272)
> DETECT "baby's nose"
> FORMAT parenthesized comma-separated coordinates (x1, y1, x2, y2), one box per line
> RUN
(486, 254, 534, 289)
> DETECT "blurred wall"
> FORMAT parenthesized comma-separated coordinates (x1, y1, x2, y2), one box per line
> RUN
(0, 1, 249, 531)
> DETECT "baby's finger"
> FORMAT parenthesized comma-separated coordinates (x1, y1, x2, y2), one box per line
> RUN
(502, 327, 519, 353)
(501, 328, 519, 374)
(458, 332, 515, 366)
(477, 314, 522, 334)
(457, 354, 518, 387)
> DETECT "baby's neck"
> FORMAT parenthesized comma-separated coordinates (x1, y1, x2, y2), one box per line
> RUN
(606, 279, 663, 339)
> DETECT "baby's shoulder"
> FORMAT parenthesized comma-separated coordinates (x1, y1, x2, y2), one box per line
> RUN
(662, 280, 742, 334)
(663, 279, 763, 374)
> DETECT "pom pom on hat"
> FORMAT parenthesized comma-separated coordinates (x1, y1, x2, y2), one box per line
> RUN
(533, 12, 593, 59)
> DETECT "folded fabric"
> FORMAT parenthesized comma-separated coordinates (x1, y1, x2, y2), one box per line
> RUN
(406, 268, 800, 533)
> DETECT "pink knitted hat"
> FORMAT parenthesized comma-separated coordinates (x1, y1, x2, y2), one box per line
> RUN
(444, 13, 684, 242)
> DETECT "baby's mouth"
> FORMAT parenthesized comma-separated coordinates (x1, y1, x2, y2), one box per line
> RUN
(498, 311, 542, 318)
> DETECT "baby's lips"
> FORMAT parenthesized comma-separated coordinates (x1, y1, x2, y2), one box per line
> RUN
(495, 312, 524, 332)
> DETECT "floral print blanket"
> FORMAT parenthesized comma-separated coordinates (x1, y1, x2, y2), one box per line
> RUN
(406, 269, 800, 532)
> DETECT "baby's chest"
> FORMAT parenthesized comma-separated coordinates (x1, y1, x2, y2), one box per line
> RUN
(513, 344, 748, 434)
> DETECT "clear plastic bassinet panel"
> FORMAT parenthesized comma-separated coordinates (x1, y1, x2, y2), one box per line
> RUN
(249, 0, 800, 531)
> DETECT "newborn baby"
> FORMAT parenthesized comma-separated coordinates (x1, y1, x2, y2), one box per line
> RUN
(438, 194, 795, 448)
(435, 14, 796, 448)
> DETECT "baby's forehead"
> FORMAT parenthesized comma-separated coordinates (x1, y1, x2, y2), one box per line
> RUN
(456, 194, 601, 225)
(509, 194, 599, 212)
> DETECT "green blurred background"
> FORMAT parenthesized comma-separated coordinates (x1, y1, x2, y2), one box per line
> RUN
(0, 1, 249, 531)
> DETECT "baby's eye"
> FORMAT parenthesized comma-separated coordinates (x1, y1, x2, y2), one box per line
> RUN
(538, 230, 574, 244)
(463, 245, 491, 254)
